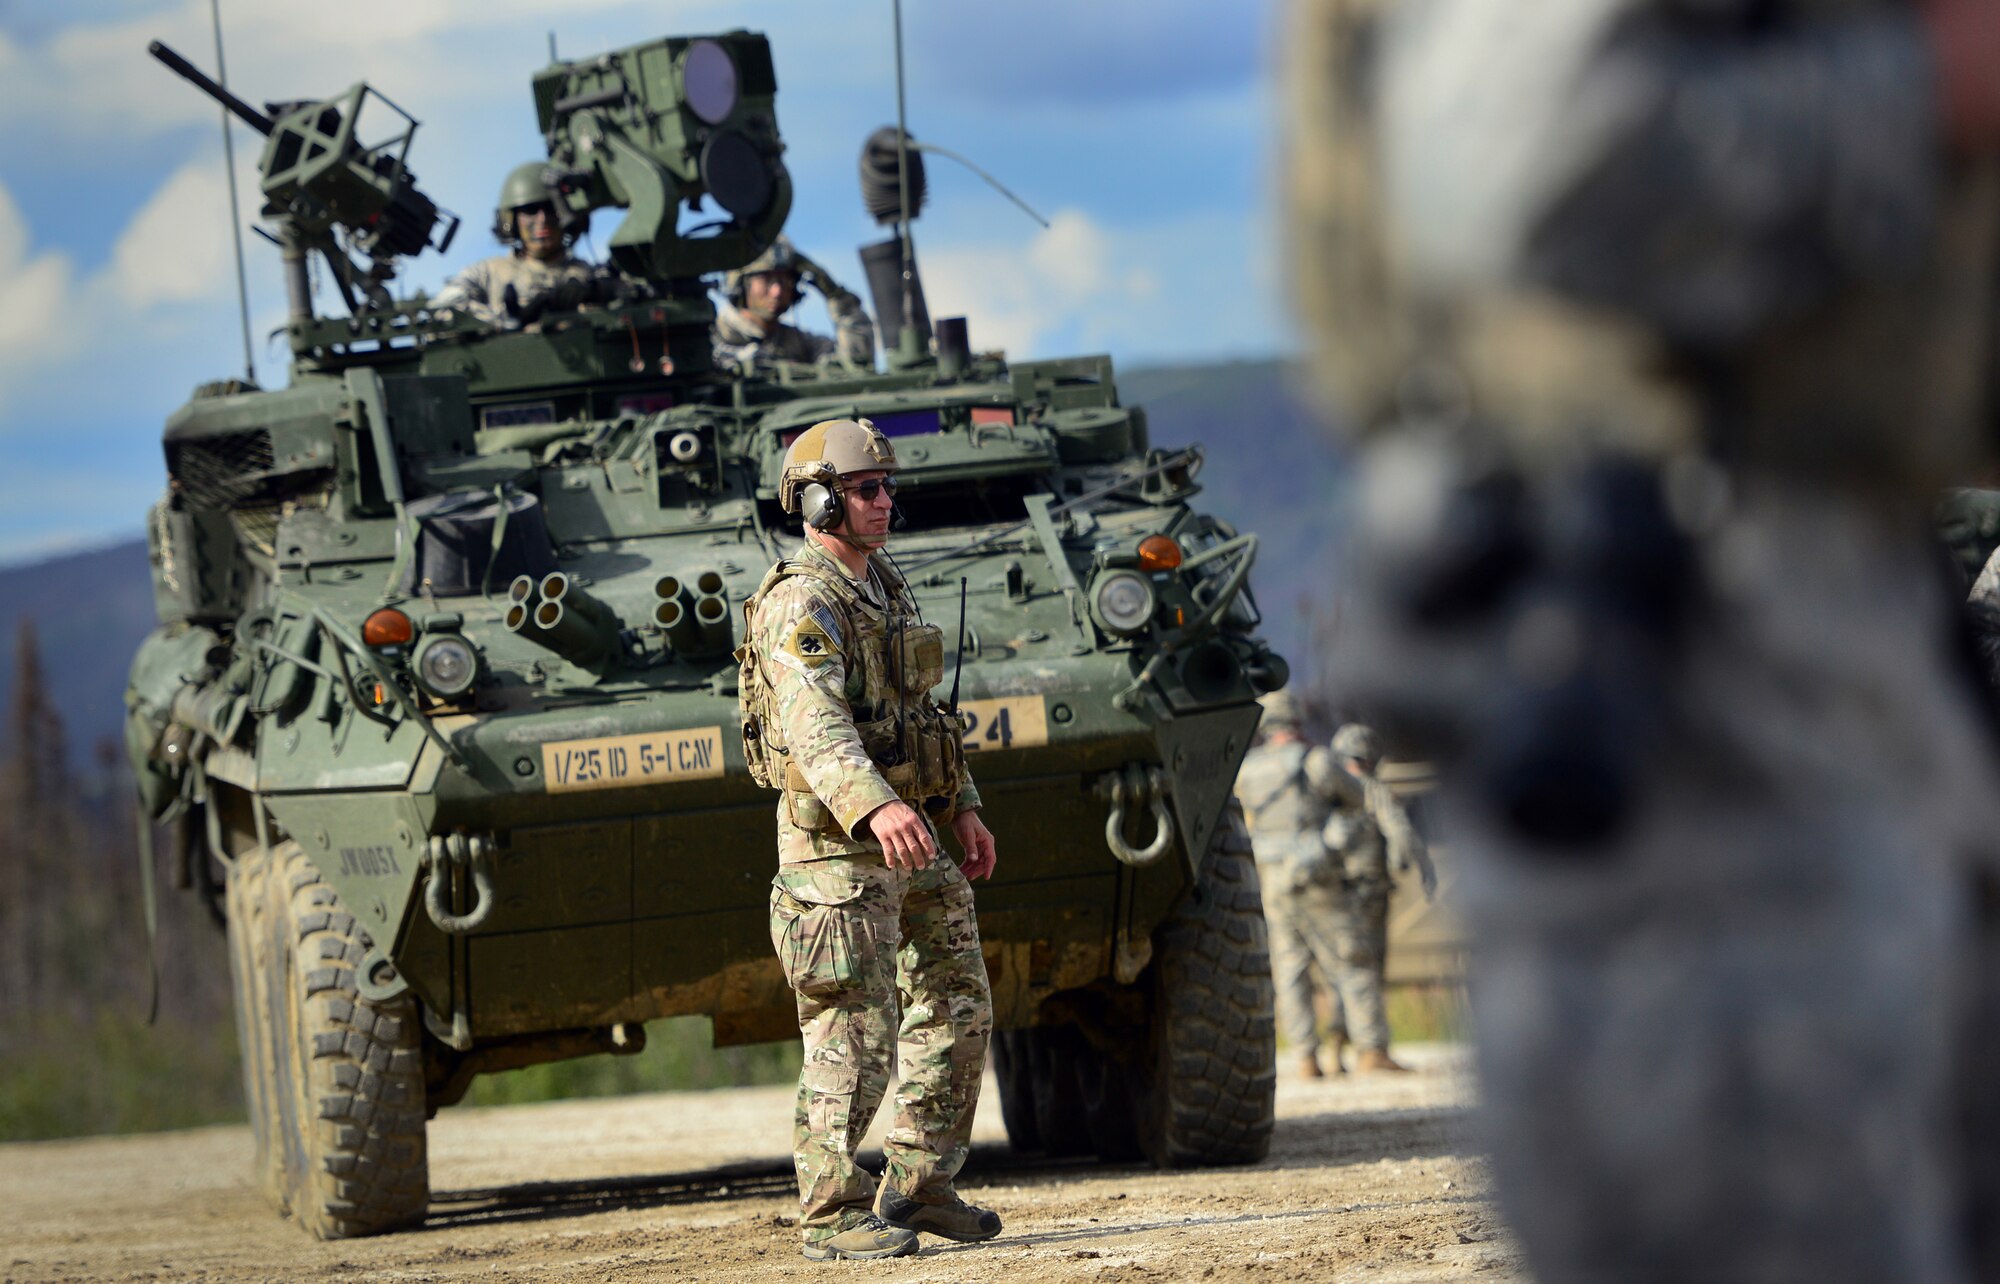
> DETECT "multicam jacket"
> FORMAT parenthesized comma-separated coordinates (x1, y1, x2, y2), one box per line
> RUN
(741, 539, 977, 863)
(428, 252, 621, 327)
(712, 293, 876, 373)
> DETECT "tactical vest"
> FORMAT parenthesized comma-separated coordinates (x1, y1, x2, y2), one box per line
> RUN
(737, 553, 966, 831)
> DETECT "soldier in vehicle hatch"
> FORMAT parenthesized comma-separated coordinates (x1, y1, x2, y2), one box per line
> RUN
(429, 161, 628, 327)
(736, 417, 1000, 1262)
(1287, 0, 2000, 1279)
(713, 235, 877, 373)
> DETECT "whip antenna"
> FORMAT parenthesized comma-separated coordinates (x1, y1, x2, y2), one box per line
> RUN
(948, 576, 968, 714)
(210, 0, 255, 386)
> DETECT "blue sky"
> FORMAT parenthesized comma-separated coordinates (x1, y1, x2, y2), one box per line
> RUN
(0, 1, 1288, 565)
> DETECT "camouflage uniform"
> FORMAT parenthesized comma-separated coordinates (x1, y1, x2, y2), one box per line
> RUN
(1287, 1, 2000, 1279)
(744, 537, 991, 1248)
(1317, 735, 1426, 1057)
(428, 252, 614, 327)
(1235, 734, 1351, 1059)
(713, 294, 875, 373)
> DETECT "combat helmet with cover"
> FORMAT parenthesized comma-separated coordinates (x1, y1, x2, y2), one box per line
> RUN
(490, 161, 584, 243)
(724, 233, 802, 302)
(778, 417, 898, 525)
(1258, 689, 1305, 735)
(1332, 722, 1382, 764)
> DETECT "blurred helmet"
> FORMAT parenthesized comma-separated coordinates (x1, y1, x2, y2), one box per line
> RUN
(1258, 689, 1305, 734)
(724, 234, 801, 301)
(492, 162, 554, 240)
(1332, 722, 1382, 762)
(778, 418, 898, 515)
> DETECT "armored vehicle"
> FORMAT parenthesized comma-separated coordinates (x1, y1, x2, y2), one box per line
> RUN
(127, 28, 1284, 1237)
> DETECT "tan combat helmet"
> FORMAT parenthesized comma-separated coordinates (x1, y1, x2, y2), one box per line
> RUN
(725, 234, 801, 302)
(779, 418, 898, 521)
(1258, 689, 1305, 735)
(1332, 722, 1382, 764)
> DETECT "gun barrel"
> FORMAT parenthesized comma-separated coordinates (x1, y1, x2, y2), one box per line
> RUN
(148, 40, 275, 136)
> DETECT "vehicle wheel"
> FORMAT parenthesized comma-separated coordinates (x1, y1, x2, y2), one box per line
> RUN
(224, 843, 289, 1213)
(1028, 1025, 1097, 1159)
(270, 842, 430, 1237)
(1133, 799, 1276, 1166)
(990, 1030, 1043, 1153)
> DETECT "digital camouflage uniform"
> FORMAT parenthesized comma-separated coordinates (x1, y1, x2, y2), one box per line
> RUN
(1318, 735, 1427, 1056)
(712, 293, 876, 373)
(1288, 1, 2000, 1279)
(428, 252, 618, 328)
(743, 536, 991, 1249)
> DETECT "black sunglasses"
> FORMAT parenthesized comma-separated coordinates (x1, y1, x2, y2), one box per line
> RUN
(849, 477, 899, 502)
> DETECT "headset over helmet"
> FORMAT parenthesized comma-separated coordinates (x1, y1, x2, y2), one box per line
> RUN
(779, 418, 898, 530)
(724, 234, 801, 302)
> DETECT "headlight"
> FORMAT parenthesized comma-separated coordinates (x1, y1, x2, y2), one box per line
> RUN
(414, 634, 479, 698)
(1091, 571, 1156, 635)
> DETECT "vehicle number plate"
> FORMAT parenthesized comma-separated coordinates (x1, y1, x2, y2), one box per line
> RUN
(958, 696, 1049, 754)
(541, 726, 726, 793)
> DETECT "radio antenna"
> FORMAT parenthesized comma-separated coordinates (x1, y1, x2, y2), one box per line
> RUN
(892, 0, 916, 352)
(210, 0, 255, 386)
(948, 576, 968, 714)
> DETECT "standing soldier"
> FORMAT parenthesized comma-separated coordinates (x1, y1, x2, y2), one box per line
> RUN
(430, 162, 623, 326)
(1286, 0, 2000, 1279)
(1322, 722, 1434, 1075)
(1236, 690, 1353, 1079)
(738, 417, 1001, 1261)
(714, 235, 877, 372)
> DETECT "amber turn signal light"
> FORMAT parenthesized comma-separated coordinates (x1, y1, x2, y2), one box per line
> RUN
(362, 607, 415, 647)
(1136, 535, 1183, 572)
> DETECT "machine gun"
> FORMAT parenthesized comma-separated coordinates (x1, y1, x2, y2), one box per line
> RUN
(531, 32, 792, 281)
(149, 40, 460, 320)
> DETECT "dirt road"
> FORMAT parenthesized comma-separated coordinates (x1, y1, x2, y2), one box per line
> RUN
(2, 1044, 1521, 1282)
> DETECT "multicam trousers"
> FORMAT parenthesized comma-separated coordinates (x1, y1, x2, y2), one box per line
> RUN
(1260, 867, 1392, 1056)
(769, 851, 992, 1240)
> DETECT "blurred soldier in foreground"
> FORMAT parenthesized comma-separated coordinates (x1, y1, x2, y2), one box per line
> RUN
(1321, 721, 1434, 1074)
(430, 162, 627, 327)
(714, 235, 877, 372)
(739, 418, 1000, 1261)
(1287, 1, 2000, 1280)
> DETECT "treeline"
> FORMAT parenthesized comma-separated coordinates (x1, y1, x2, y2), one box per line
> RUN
(0, 618, 240, 1140)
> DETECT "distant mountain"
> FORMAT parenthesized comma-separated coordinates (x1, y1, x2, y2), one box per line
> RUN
(0, 357, 1334, 768)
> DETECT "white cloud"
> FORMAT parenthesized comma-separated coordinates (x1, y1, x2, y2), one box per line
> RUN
(111, 163, 235, 309)
(922, 208, 1276, 364)
(0, 180, 82, 392)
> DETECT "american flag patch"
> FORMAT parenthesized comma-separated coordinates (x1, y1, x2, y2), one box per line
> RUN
(809, 602, 844, 649)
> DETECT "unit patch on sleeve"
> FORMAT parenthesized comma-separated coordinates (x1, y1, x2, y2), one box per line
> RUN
(782, 617, 837, 669)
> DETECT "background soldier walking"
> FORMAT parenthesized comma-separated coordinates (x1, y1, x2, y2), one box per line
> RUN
(739, 417, 1001, 1261)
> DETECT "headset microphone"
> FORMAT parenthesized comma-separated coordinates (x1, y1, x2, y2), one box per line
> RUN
(889, 503, 907, 532)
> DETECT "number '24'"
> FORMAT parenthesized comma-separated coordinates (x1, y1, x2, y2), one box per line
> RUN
(961, 707, 1013, 752)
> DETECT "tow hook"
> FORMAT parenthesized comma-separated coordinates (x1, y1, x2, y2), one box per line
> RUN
(1095, 763, 1174, 866)
(421, 830, 497, 934)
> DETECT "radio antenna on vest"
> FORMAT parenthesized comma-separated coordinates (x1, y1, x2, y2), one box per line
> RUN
(210, 0, 254, 386)
(948, 576, 968, 714)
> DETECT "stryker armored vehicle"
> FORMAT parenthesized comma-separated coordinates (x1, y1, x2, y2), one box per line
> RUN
(126, 28, 1283, 1238)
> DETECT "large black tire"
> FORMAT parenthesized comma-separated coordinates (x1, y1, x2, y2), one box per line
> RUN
(265, 842, 430, 1237)
(990, 1031, 1043, 1153)
(1133, 800, 1276, 1167)
(224, 844, 289, 1213)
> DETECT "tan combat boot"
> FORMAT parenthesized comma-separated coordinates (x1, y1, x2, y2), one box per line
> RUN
(876, 1186, 1003, 1243)
(1356, 1047, 1411, 1073)
(1299, 1050, 1326, 1080)
(801, 1212, 919, 1261)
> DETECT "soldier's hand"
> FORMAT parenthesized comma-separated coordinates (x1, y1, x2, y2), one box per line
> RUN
(951, 809, 998, 881)
(866, 800, 935, 870)
(1923, 0, 2000, 153)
